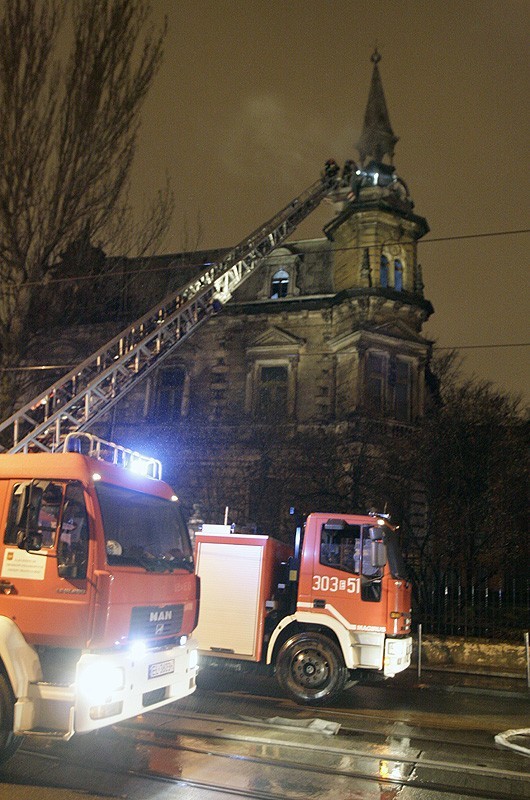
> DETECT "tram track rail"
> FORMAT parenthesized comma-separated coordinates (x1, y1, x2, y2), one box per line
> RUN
(10, 701, 529, 800)
(121, 712, 530, 787)
(146, 680, 530, 753)
(143, 699, 518, 752)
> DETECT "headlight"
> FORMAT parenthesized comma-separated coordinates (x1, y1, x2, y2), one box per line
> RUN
(77, 662, 125, 705)
(129, 639, 147, 659)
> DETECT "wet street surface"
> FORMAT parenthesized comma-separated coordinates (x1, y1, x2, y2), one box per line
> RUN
(0, 669, 528, 799)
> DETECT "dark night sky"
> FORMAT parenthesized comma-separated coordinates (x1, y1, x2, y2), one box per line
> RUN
(130, 0, 529, 404)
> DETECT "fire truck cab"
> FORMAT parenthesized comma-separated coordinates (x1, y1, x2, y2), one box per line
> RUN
(0, 433, 199, 761)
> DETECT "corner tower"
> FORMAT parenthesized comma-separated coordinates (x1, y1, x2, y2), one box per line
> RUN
(324, 51, 434, 423)
(326, 50, 431, 326)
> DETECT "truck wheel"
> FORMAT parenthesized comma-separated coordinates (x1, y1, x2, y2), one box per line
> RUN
(276, 633, 348, 705)
(0, 673, 22, 763)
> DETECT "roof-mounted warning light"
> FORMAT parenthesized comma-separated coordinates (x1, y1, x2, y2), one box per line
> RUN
(368, 509, 399, 532)
(63, 432, 162, 480)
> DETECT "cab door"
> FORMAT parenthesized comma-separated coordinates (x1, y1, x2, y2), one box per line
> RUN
(0, 479, 93, 648)
(308, 519, 386, 631)
(309, 520, 362, 625)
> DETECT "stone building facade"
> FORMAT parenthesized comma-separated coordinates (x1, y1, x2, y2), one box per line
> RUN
(90, 52, 434, 534)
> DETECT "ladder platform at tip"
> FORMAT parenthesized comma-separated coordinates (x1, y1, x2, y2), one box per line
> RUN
(0, 165, 341, 454)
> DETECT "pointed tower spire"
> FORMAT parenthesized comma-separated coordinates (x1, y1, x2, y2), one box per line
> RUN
(356, 49, 398, 166)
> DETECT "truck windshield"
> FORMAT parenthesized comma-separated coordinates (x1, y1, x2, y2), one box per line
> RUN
(95, 483, 194, 572)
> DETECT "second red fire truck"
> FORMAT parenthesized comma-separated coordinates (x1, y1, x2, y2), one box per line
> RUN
(194, 510, 412, 704)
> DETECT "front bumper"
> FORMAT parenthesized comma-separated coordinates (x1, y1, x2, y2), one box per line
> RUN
(22, 638, 198, 737)
(384, 636, 412, 677)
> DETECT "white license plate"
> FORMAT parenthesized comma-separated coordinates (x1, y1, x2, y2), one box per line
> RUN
(148, 659, 175, 679)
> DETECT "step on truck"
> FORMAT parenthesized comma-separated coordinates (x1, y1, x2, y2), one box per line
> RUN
(194, 511, 412, 705)
(0, 433, 199, 761)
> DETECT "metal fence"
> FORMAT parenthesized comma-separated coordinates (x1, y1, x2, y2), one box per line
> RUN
(413, 575, 529, 641)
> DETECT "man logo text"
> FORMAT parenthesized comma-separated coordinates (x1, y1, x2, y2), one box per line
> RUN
(150, 610, 173, 622)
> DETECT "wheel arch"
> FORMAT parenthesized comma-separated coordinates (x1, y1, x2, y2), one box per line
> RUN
(266, 613, 353, 669)
(0, 617, 42, 698)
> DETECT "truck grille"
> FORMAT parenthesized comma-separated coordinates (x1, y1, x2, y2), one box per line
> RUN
(130, 604, 184, 639)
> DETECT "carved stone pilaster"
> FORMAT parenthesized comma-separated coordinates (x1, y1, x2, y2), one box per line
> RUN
(360, 247, 372, 287)
(414, 262, 424, 296)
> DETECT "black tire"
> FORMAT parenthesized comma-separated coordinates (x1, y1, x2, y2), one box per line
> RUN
(276, 632, 348, 705)
(0, 672, 22, 763)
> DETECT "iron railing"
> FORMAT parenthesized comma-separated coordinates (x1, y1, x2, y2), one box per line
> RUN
(413, 574, 529, 641)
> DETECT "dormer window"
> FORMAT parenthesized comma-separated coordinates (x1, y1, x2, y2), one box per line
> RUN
(380, 256, 389, 288)
(270, 269, 289, 299)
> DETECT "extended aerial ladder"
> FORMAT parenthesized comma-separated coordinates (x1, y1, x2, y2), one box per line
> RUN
(0, 163, 341, 454)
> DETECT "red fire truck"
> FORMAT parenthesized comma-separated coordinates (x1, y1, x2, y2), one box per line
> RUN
(0, 433, 199, 761)
(194, 511, 412, 704)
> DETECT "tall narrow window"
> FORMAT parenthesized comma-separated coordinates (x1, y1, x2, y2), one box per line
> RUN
(394, 259, 403, 291)
(153, 367, 186, 422)
(256, 365, 288, 419)
(380, 255, 389, 288)
(365, 352, 413, 421)
(270, 269, 289, 298)
(393, 360, 411, 421)
(366, 353, 385, 413)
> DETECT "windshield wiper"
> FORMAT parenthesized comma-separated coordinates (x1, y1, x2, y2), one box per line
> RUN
(169, 555, 194, 573)
(129, 553, 164, 572)
(156, 553, 194, 573)
(108, 551, 194, 573)
(134, 552, 195, 573)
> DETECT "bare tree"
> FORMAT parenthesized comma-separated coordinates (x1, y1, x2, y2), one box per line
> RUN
(0, 0, 172, 415)
(384, 352, 529, 623)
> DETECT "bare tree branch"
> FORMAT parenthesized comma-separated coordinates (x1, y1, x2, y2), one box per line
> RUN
(0, 0, 172, 416)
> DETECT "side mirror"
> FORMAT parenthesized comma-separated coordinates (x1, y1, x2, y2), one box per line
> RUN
(58, 563, 76, 578)
(371, 540, 387, 568)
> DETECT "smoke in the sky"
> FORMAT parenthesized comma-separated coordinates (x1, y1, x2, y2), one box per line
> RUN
(219, 93, 357, 187)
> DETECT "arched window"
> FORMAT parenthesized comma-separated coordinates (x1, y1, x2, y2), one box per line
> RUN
(394, 259, 403, 291)
(270, 269, 289, 299)
(380, 255, 389, 288)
